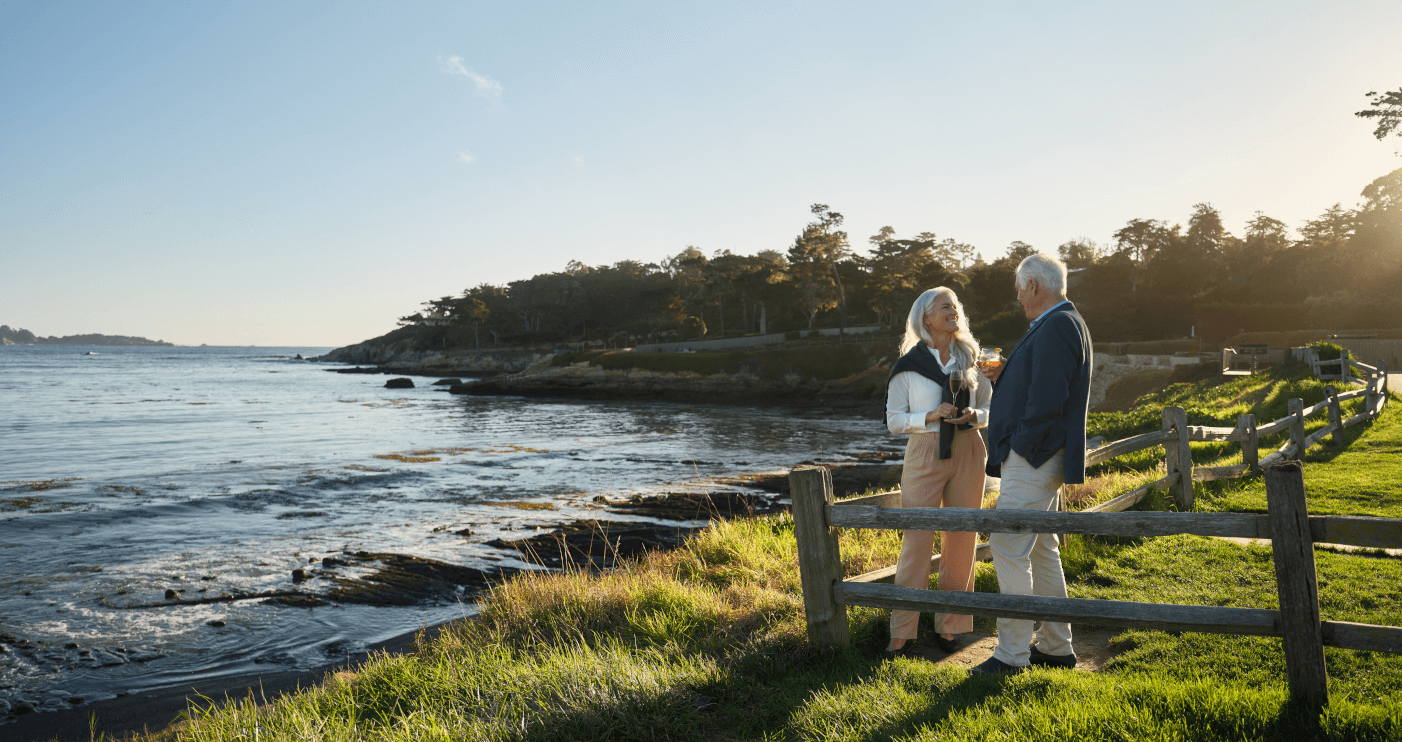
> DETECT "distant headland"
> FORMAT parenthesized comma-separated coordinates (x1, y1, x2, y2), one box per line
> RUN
(0, 325, 174, 346)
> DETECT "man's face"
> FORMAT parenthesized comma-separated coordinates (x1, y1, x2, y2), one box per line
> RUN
(1016, 278, 1037, 319)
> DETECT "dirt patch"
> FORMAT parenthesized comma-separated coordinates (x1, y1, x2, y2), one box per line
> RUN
(899, 625, 1125, 673)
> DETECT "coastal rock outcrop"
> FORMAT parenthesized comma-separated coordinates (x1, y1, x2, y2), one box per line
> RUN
(447, 361, 887, 411)
(384, 378, 415, 389)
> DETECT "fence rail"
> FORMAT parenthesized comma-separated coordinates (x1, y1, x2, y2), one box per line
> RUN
(792, 361, 1394, 712)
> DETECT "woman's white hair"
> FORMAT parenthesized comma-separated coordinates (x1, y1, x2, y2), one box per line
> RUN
(900, 287, 980, 387)
(1015, 253, 1068, 297)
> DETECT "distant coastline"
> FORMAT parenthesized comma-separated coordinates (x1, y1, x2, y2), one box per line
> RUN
(0, 324, 173, 346)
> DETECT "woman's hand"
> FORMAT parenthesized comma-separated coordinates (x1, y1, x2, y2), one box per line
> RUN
(924, 403, 961, 425)
(946, 408, 976, 425)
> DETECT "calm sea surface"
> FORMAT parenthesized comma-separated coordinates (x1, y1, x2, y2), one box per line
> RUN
(0, 345, 888, 718)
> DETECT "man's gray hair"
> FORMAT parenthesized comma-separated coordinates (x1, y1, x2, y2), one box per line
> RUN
(1016, 253, 1068, 297)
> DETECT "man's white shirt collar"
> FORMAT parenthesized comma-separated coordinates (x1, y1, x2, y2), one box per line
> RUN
(1031, 300, 1072, 327)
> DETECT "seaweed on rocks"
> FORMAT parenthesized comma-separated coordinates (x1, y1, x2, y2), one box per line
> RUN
(318, 552, 517, 606)
(487, 519, 698, 570)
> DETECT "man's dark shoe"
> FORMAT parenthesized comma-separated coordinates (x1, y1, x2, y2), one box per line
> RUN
(969, 657, 1025, 676)
(933, 634, 961, 653)
(1028, 645, 1077, 669)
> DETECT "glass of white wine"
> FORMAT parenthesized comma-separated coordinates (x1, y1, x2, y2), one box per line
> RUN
(978, 347, 1003, 372)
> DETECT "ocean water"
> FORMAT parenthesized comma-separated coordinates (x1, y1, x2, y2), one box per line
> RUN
(0, 345, 889, 719)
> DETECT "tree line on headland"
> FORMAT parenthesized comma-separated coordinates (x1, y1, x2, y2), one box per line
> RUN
(396, 168, 1401, 351)
(0, 325, 173, 346)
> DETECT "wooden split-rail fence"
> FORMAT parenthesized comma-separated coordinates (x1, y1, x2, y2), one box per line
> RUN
(791, 360, 1393, 711)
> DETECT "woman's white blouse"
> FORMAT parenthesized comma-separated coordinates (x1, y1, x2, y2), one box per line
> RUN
(885, 346, 993, 436)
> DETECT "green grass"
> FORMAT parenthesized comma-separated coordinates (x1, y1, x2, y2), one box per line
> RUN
(130, 367, 1402, 741)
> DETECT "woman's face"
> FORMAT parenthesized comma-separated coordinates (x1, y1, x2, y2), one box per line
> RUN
(923, 295, 960, 336)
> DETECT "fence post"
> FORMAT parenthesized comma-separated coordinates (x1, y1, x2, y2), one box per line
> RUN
(1341, 349, 1352, 383)
(1239, 413, 1258, 472)
(1325, 385, 1343, 446)
(789, 466, 850, 648)
(1162, 406, 1193, 511)
(1264, 462, 1328, 713)
(1366, 371, 1382, 419)
(1288, 398, 1306, 459)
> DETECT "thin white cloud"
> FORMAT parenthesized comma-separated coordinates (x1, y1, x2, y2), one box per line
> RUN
(439, 56, 503, 98)
(573, 156, 585, 167)
(458, 150, 475, 165)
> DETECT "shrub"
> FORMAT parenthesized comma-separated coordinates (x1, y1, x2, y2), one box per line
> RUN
(1311, 342, 1344, 362)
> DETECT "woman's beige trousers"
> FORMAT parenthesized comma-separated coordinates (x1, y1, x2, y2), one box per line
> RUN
(889, 429, 986, 640)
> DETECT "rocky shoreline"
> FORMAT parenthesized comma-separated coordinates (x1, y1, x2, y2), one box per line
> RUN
(1, 453, 899, 735)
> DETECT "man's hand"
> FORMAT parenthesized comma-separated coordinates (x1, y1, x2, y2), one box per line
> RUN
(980, 364, 1004, 384)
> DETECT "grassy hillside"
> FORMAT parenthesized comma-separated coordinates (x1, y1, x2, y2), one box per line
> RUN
(131, 368, 1402, 741)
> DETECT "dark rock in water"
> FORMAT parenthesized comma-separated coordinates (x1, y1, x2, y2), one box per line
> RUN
(607, 491, 784, 520)
(295, 354, 304, 360)
(291, 569, 309, 583)
(592, 495, 608, 504)
(320, 552, 514, 606)
(265, 594, 328, 608)
(207, 620, 226, 628)
(163, 589, 178, 600)
(334, 366, 385, 374)
(488, 519, 698, 570)
(431, 378, 462, 386)
(322, 556, 349, 568)
(385, 378, 415, 389)
(454, 528, 474, 537)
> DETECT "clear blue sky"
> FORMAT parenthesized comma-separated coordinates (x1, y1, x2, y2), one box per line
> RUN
(3, 1, 1399, 346)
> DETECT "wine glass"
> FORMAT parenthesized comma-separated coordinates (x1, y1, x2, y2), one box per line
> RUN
(947, 374, 964, 420)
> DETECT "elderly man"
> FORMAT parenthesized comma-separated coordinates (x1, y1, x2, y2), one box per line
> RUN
(971, 253, 1092, 675)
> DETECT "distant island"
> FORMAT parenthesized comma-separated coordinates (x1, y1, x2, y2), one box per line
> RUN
(0, 325, 174, 346)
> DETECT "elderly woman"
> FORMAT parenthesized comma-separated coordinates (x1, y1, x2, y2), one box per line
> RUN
(884, 287, 991, 655)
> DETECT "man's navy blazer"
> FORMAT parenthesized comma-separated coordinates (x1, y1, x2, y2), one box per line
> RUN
(984, 301, 1093, 484)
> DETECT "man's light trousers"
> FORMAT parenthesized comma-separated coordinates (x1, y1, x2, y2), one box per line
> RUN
(990, 448, 1075, 666)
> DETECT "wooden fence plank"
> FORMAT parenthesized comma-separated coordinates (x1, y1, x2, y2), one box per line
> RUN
(1310, 515, 1402, 549)
(1187, 426, 1240, 442)
(1082, 473, 1178, 514)
(1342, 411, 1372, 428)
(827, 506, 1271, 539)
(1334, 389, 1368, 402)
(848, 542, 993, 584)
(1240, 414, 1259, 473)
(1256, 416, 1293, 437)
(1085, 428, 1177, 467)
(1323, 621, 1402, 654)
(833, 581, 1282, 636)
(1303, 399, 1331, 417)
(1193, 464, 1249, 482)
(1265, 463, 1328, 712)
(789, 467, 850, 648)
(1303, 424, 1338, 450)
(836, 490, 902, 509)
